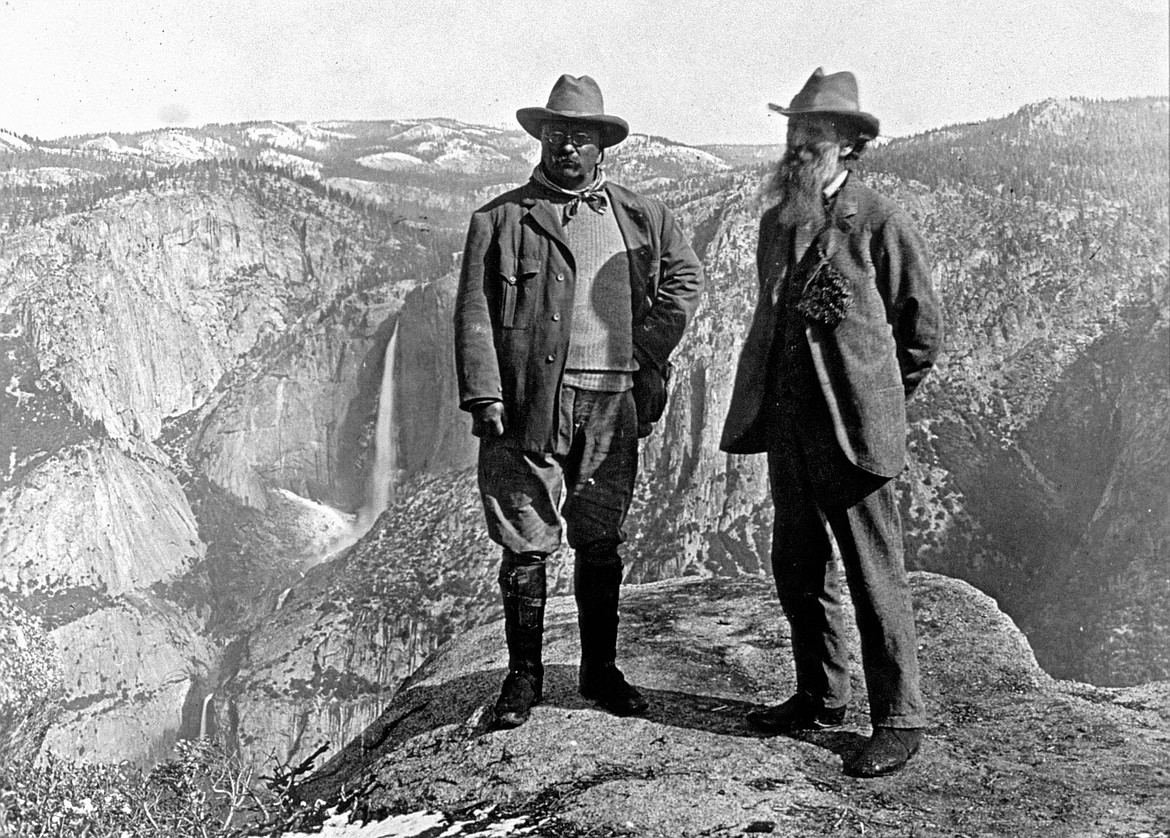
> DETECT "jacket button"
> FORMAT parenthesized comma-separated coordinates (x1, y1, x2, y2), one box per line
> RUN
(507, 275, 517, 284)
(546, 354, 555, 363)
(552, 313, 560, 321)
(555, 273, 564, 281)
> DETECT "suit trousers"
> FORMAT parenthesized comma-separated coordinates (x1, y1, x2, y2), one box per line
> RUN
(766, 417, 926, 729)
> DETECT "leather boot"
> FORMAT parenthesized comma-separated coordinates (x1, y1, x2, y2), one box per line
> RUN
(493, 555, 546, 729)
(574, 552, 648, 717)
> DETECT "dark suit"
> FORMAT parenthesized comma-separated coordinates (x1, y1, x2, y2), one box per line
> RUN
(720, 174, 943, 728)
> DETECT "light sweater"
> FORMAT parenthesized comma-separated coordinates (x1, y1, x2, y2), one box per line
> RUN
(562, 205, 637, 391)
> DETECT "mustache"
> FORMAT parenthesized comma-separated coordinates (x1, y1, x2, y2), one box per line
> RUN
(783, 144, 827, 164)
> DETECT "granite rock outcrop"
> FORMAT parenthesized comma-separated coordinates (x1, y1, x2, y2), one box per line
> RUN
(295, 574, 1170, 838)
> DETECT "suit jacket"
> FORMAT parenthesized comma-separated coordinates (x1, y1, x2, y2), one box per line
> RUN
(719, 175, 943, 477)
(455, 179, 703, 452)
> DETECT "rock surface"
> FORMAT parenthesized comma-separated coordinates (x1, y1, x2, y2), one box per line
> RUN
(43, 594, 215, 766)
(0, 594, 62, 762)
(0, 441, 202, 610)
(298, 574, 1170, 838)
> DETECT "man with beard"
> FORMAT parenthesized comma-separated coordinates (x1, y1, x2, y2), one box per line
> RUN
(455, 74, 703, 729)
(721, 68, 943, 777)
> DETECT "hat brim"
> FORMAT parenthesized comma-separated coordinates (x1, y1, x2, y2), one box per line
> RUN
(768, 103, 880, 139)
(516, 107, 630, 148)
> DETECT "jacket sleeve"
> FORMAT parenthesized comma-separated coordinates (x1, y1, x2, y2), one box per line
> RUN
(453, 209, 502, 410)
(632, 203, 704, 368)
(874, 209, 944, 399)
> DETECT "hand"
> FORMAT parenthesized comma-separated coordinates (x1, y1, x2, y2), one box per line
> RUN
(471, 401, 506, 438)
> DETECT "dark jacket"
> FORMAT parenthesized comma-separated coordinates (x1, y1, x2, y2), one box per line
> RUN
(455, 179, 704, 452)
(719, 175, 943, 477)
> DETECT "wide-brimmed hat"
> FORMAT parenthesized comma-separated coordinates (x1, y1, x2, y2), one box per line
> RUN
(769, 68, 880, 139)
(517, 74, 630, 148)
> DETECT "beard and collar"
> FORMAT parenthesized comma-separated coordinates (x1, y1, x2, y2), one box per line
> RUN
(762, 139, 844, 228)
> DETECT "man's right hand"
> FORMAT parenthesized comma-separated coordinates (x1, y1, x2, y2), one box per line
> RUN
(471, 401, 506, 438)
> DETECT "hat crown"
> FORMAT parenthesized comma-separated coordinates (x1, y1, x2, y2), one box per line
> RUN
(516, 74, 630, 147)
(788, 67, 861, 113)
(543, 74, 606, 117)
(768, 67, 880, 139)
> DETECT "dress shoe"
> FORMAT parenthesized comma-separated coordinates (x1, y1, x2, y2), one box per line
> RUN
(579, 662, 649, 716)
(844, 727, 923, 777)
(493, 671, 539, 729)
(746, 694, 847, 733)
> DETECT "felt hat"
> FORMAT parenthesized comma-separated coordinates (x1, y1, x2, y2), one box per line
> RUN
(517, 74, 630, 148)
(769, 68, 880, 139)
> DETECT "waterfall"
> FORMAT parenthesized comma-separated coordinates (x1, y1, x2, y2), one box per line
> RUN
(199, 692, 215, 740)
(358, 322, 401, 531)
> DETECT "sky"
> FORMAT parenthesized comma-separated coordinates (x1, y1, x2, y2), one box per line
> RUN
(2, 0, 1168, 145)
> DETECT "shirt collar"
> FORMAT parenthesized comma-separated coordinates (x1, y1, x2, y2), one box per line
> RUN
(823, 169, 849, 199)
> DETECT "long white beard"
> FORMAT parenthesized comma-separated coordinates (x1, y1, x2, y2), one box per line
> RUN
(763, 141, 840, 228)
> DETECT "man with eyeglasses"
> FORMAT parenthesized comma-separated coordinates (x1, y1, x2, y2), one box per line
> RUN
(455, 74, 703, 729)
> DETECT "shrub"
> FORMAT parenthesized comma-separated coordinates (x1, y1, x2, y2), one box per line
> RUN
(0, 739, 334, 837)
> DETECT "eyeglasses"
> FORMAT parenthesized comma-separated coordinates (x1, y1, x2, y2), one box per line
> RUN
(541, 130, 598, 147)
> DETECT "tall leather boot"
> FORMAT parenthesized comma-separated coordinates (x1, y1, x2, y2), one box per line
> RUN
(574, 551, 648, 717)
(494, 554, 546, 729)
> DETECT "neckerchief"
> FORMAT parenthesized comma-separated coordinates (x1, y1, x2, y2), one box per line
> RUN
(531, 165, 609, 222)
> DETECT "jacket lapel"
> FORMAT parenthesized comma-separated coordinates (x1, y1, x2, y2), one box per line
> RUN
(519, 185, 569, 252)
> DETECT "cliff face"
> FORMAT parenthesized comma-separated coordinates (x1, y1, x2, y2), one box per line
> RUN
(293, 574, 1170, 838)
(44, 595, 216, 766)
(0, 165, 438, 765)
(0, 442, 201, 607)
(393, 274, 477, 476)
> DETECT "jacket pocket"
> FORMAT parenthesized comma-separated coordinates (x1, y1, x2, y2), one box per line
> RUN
(501, 273, 519, 328)
(501, 258, 541, 329)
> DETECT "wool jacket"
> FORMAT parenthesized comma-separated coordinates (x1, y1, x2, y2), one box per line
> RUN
(719, 175, 943, 477)
(455, 179, 703, 452)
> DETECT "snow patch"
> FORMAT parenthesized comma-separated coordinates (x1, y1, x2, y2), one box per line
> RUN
(389, 122, 465, 143)
(281, 807, 537, 837)
(79, 135, 145, 156)
(139, 130, 235, 161)
(258, 148, 323, 178)
(245, 121, 337, 152)
(357, 151, 428, 171)
(619, 135, 731, 170)
(0, 130, 31, 151)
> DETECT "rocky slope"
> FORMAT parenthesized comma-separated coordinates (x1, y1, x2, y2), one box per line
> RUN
(294, 574, 1170, 838)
